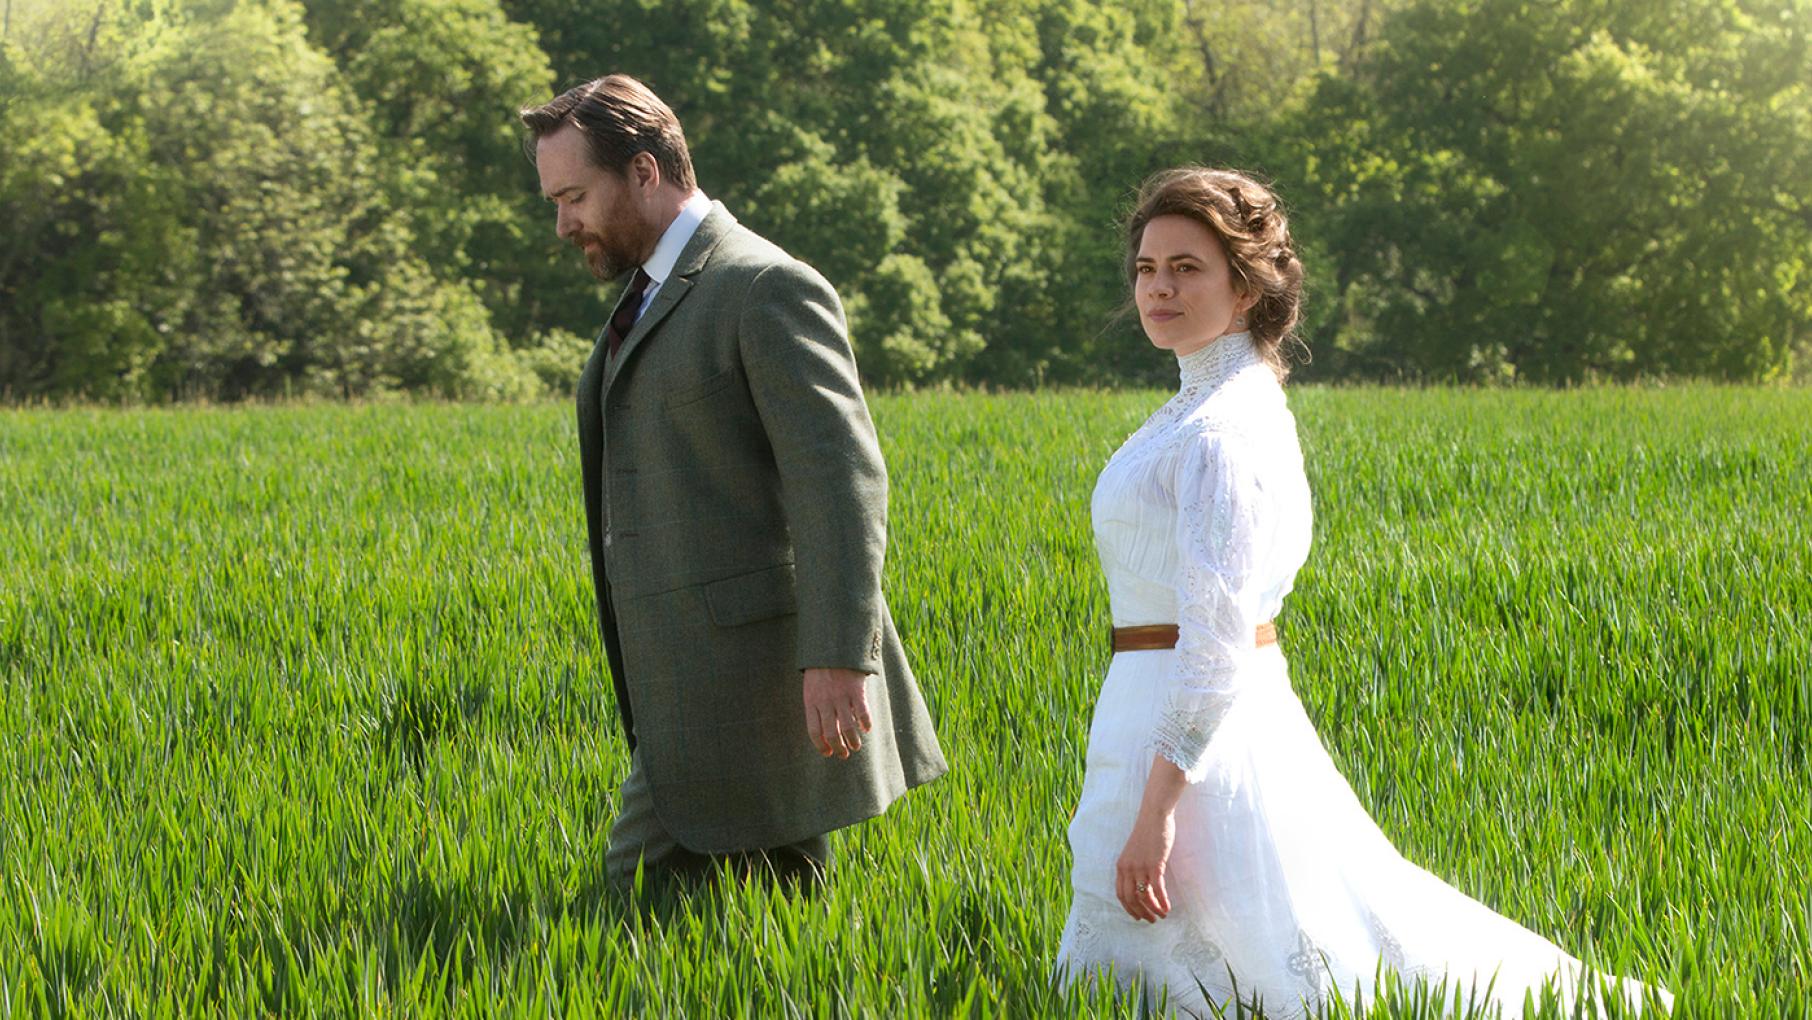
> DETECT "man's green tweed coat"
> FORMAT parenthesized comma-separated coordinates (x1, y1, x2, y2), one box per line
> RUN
(575, 204, 947, 853)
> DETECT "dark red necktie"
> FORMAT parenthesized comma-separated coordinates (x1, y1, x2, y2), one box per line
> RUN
(607, 268, 653, 359)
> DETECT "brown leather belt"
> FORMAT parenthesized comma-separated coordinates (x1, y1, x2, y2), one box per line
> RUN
(1111, 622, 1277, 653)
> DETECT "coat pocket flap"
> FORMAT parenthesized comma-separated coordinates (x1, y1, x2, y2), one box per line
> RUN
(705, 564, 797, 627)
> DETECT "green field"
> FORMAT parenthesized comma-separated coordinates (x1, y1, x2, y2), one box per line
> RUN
(2, 388, 1807, 1016)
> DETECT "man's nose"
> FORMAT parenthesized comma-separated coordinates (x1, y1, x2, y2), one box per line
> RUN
(555, 207, 578, 241)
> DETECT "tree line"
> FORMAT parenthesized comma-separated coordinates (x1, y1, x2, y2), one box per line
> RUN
(1, 0, 1806, 401)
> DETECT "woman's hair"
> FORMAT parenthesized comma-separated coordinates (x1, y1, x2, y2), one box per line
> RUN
(1125, 166, 1305, 380)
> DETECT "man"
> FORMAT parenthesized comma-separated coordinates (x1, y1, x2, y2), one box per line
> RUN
(520, 75, 946, 887)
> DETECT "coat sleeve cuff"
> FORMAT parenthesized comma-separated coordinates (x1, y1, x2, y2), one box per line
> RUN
(797, 604, 885, 675)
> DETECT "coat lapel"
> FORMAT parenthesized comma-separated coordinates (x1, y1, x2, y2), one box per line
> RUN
(601, 202, 738, 401)
(601, 277, 690, 396)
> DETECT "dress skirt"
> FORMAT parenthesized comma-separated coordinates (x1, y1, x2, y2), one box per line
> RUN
(1057, 645, 1670, 1018)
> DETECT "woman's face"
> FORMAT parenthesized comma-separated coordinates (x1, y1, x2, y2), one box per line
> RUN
(1134, 214, 1255, 357)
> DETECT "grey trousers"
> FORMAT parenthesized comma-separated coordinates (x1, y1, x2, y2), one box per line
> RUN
(605, 749, 831, 887)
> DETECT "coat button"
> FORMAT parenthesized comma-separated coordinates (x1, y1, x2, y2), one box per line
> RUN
(603, 531, 613, 548)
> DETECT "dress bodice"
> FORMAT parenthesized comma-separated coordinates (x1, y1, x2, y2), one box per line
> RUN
(1090, 333, 1314, 779)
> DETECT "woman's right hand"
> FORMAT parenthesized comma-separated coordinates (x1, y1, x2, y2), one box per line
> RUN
(1115, 808, 1176, 922)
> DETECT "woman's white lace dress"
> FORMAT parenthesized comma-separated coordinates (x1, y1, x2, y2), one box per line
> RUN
(1056, 335, 1670, 1017)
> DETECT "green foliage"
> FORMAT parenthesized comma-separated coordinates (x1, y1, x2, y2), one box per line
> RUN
(0, 0, 544, 401)
(2, 388, 1804, 1010)
(298, 0, 590, 351)
(0, 0, 1806, 397)
(505, 0, 1196, 386)
(0, 6, 187, 399)
(1263, 0, 1812, 383)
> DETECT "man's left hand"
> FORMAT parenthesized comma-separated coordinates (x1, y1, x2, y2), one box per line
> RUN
(803, 667, 873, 759)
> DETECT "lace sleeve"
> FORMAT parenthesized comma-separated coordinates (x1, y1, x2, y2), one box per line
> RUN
(1151, 428, 1276, 782)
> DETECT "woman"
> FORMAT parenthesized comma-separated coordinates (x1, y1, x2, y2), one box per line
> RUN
(1056, 167, 1671, 1016)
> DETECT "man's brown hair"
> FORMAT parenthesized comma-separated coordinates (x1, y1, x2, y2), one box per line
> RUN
(520, 74, 696, 192)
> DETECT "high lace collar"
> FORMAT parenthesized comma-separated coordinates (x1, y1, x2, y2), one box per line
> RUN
(1177, 332, 1262, 390)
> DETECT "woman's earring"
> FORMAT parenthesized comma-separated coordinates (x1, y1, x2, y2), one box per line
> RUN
(1235, 316, 1248, 330)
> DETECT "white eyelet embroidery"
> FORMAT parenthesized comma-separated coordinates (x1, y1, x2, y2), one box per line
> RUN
(1070, 916, 1101, 958)
(1172, 923, 1227, 971)
(1286, 928, 1330, 995)
(1369, 909, 1407, 973)
(1152, 688, 1235, 781)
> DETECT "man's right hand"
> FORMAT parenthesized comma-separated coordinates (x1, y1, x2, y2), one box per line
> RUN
(803, 667, 873, 759)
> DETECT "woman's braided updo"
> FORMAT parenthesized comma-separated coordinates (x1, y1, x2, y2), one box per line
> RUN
(1125, 167, 1306, 381)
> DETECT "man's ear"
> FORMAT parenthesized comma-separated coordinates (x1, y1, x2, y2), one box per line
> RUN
(630, 151, 661, 192)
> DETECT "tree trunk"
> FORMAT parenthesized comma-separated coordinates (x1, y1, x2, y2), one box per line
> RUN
(1309, 0, 1322, 65)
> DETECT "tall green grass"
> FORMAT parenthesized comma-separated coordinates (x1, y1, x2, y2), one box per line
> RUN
(1, 387, 1805, 1016)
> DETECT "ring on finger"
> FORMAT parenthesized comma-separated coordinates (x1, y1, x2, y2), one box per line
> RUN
(1135, 880, 1148, 892)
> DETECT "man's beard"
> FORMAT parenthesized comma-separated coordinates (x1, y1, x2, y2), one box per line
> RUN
(574, 215, 656, 282)
(578, 235, 634, 281)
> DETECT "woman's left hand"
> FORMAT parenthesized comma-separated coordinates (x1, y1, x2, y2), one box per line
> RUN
(1115, 809, 1175, 922)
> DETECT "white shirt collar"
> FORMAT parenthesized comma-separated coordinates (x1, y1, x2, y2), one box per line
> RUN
(642, 190, 712, 286)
